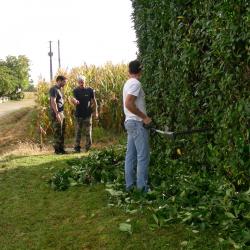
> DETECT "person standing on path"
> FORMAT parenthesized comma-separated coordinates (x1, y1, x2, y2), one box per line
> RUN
(49, 75, 67, 154)
(71, 75, 98, 152)
(123, 60, 152, 192)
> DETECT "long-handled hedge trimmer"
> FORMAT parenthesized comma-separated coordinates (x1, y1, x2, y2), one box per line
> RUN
(144, 123, 213, 140)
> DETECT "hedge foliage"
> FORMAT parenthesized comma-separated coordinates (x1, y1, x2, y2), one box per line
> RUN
(131, 0, 249, 189)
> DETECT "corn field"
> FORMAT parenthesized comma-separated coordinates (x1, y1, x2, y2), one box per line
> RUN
(36, 63, 127, 138)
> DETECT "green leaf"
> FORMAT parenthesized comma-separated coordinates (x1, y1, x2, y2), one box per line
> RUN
(243, 212, 250, 219)
(119, 223, 132, 234)
(218, 238, 225, 243)
(152, 214, 159, 225)
(180, 241, 188, 246)
(225, 212, 235, 219)
(105, 188, 124, 196)
(69, 178, 78, 187)
(127, 209, 138, 214)
(192, 230, 199, 234)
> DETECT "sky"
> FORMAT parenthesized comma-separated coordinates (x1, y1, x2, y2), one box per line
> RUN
(0, 0, 138, 83)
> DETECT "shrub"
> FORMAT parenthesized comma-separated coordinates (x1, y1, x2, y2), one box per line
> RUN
(131, 0, 249, 189)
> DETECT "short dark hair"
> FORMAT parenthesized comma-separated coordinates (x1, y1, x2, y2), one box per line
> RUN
(128, 60, 142, 74)
(56, 75, 66, 82)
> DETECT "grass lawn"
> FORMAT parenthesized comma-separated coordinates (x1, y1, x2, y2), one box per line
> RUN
(0, 152, 222, 250)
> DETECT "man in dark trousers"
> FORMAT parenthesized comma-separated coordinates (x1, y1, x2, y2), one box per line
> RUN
(49, 75, 67, 154)
(71, 75, 98, 152)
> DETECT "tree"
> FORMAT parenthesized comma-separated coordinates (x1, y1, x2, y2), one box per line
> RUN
(0, 64, 17, 96)
(0, 55, 30, 98)
(5, 55, 30, 91)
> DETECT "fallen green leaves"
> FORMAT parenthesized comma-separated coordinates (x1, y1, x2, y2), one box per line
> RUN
(49, 146, 250, 249)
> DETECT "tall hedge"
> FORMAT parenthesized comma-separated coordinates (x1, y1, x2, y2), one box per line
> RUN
(131, 0, 249, 188)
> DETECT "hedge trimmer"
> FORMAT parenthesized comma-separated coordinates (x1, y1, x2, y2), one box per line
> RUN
(144, 123, 213, 140)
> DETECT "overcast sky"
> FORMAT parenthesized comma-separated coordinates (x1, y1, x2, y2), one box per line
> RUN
(0, 0, 138, 82)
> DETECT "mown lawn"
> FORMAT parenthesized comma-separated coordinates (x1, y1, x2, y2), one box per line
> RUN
(0, 153, 221, 250)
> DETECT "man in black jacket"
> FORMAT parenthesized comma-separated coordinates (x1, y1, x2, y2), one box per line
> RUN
(71, 75, 98, 152)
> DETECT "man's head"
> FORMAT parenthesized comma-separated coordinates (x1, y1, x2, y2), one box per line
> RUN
(56, 75, 67, 88)
(77, 75, 86, 87)
(128, 60, 142, 75)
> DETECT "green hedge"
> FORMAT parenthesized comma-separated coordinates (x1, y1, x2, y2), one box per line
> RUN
(132, 0, 249, 189)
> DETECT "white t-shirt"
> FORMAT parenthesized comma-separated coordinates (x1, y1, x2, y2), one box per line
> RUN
(123, 78, 147, 121)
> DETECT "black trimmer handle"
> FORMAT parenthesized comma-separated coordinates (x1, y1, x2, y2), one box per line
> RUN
(143, 122, 154, 129)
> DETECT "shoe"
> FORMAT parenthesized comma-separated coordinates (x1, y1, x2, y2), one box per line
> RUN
(54, 149, 61, 154)
(74, 147, 81, 153)
(60, 150, 68, 154)
(55, 149, 68, 155)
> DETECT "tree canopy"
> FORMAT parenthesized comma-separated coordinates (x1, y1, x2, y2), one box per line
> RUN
(0, 55, 30, 99)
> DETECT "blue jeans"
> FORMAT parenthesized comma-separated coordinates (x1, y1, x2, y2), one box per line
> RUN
(124, 120, 150, 192)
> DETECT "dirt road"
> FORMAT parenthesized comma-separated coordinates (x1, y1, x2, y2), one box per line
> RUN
(0, 99, 35, 118)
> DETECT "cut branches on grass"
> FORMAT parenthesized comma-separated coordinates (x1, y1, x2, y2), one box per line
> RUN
(49, 146, 250, 249)
(0, 153, 220, 250)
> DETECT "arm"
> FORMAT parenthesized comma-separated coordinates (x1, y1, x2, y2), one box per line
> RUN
(125, 94, 151, 124)
(50, 97, 62, 123)
(70, 89, 80, 105)
(91, 92, 98, 119)
(70, 96, 79, 105)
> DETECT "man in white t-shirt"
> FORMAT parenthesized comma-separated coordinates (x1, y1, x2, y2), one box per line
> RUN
(123, 60, 152, 192)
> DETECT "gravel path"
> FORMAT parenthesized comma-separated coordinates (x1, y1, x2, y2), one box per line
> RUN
(0, 99, 35, 118)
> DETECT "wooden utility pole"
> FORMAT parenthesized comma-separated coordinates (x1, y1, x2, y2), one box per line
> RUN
(48, 41, 53, 81)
